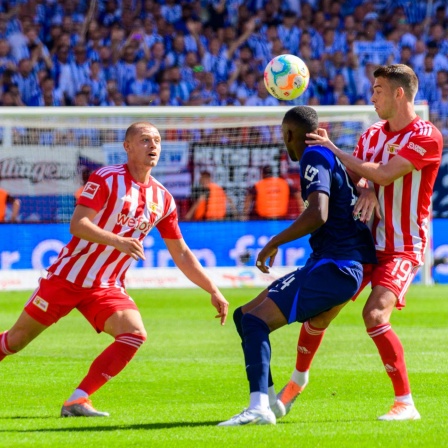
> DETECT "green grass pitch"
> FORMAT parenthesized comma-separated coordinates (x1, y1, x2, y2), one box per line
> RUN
(0, 285, 447, 447)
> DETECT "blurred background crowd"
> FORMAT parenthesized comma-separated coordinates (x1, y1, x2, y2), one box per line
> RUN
(0, 0, 446, 144)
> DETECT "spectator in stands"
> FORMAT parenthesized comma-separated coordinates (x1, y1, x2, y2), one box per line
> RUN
(209, 80, 240, 106)
(0, 0, 445, 142)
(39, 75, 64, 106)
(152, 82, 180, 106)
(0, 187, 21, 222)
(166, 65, 190, 104)
(242, 165, 303, 221)
(234, 69, 258, 105)
(125, 59, 156, 106)
(185, 171, 236, 221)
(432, 82, 448, 124)
(146, 41, 166, 83)
(0, 39, 15, 75)
(13, 58, 42, 106)
(245, 80, 279, 107)
(277, 10, 300, 55)
(70, 44, 91, 99)
(165, 33, 187, 68)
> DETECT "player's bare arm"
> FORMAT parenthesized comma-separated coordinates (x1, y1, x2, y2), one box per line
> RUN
(305, 128, 415, 185)
(164, 238, 229, 325)
(256, 191, 329, 273)
(70, 205, 145, 261)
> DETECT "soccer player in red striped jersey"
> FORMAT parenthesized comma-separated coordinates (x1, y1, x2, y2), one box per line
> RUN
(0, 122, 229, 417)
(277, 64, 443, 421)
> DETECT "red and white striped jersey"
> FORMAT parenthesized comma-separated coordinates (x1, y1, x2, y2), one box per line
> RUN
(354, 117, 443, 264)
(48, 164, 182, 288)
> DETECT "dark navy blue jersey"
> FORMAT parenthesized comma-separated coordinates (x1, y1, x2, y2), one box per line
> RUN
(300, 145, 377, 264)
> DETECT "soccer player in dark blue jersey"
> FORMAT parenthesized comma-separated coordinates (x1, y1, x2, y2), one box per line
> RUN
(219, 106, 377, 426)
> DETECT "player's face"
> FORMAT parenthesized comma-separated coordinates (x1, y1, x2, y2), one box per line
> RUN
(125, 126, 161, 168)
(281, 122, 299, 161)
(370, 77, 396, 120)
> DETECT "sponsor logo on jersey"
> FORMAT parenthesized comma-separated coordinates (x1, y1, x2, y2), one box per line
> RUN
(116, 213, 152, 234)
(304, 165, 319, 182)
(81, 182, 100, 199)
(386, 143, 400, 154)
(33, 296, 49, 312)
(407, 141, 426, 156)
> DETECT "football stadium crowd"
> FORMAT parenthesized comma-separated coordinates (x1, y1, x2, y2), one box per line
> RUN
(0, 0, 446, 142)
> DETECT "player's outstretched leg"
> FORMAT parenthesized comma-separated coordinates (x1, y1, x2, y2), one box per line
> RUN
(0, 331, 16, 361)
(276, 321, 326, 418)
(368, 323, 420, 421)
(219, 313, 276, 426)
(233, 307, 284, 418)
(61, 333, 146, 417)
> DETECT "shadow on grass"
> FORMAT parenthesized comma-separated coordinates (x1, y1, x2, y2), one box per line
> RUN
(0, 419, 223, 431)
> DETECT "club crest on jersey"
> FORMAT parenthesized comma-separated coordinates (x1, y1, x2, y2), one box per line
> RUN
(148, 202, 162, 214)
(116, 213, 152, 234)
(81, 182, 100, 199)
(386, 143, 400, 154)
(33, 296, 49, 312)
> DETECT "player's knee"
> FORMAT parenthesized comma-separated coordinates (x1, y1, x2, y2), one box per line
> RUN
(233, 307, 244, 339)
(132, 328, 147, 342)
(241, 313, 270, 338)
(362, 306, 385, 328)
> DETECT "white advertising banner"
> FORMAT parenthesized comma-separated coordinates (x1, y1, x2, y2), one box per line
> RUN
(0, 267, 292, 291)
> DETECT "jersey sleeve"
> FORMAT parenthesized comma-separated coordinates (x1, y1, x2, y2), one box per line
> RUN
(300, 148, 333, 198)
(156, 205, 183, 239)
(397, 132, 442, 171)
(77, 171, 110, 212)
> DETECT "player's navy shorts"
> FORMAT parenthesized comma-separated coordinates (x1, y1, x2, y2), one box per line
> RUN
(267, 258, 363, 324)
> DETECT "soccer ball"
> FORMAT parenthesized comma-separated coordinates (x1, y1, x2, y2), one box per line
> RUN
(264, 54, 310, 101)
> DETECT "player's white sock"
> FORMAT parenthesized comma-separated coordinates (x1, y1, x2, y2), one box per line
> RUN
(291, 369, 309, 388)
(67, 388, 89, 402)
(268, 385, 277, 406)
(249, 392, 270, 411)
(395, 394, 414, 405)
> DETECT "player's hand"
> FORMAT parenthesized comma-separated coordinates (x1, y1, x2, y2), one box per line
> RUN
(211, 291, 229, 325)
(354, 188, 381, 223)
(305, 128, 339, 153)
(256, 243, 278, 273)
(114, 237, 146, 261)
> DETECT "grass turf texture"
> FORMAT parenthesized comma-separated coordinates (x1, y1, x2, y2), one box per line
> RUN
(0, 285, 447, 447)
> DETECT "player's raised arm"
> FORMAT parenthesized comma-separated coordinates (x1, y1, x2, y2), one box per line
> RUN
(163, 238, 229, 325)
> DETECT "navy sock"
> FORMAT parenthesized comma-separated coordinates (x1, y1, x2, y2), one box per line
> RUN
(234, 306, 274, 388)
(242, 313, 271, 394)
(233, 307, 244, 340)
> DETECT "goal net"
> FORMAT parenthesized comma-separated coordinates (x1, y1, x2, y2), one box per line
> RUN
(0, 105, 432, 284)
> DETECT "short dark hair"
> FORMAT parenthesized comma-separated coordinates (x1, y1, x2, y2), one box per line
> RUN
(125, 122, 157, 140)
(282, 106, 319, 133)
(373, 64, 418, 101)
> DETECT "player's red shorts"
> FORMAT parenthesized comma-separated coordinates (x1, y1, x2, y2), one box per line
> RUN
(24, 273, 139, 332)
(353, 252, 421, 309)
